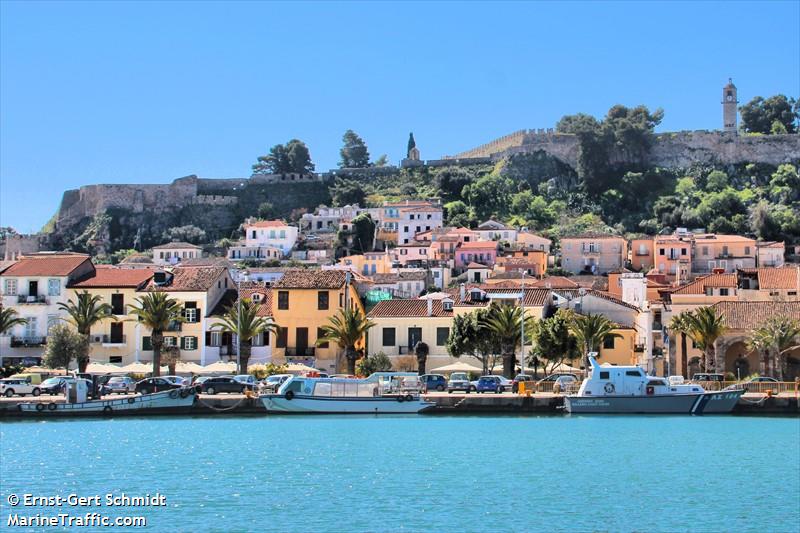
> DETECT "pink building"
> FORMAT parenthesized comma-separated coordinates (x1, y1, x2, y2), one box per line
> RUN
(455, 241, 498, 270)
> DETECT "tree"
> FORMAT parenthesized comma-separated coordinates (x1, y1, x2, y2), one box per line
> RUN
(212, 297, 279, 374)
(510, 190, 556, 229)
(569, 313, 622, 369)
(482, 303, 535, 378)
(128, 291, 184, 377)
(530, 309, 580, 374)
(331, 178, 366, 207)
(747, 316, 800, 381)
(668, 312, 693, 378)
(684, 306, 727, 373)
(161, 346, 181, 376)
(356, 352, 393, 376)
(373, 154, 389, 167)
(317, 307, 374, 375)
(446, 309, 503, 374)
(57, 291, 114, 372)
(444, 201, 477, 228)
(257, 202, 276, 219)
(43, 324, 87, 371)
(463, 172, 514, 221)
(286, 139, 315, 174)
(252, 139, 315, 175)
(349, 213, 376, 253)
(162, 225, 206, 245)
(0, 306, 27, 336)
(414, 341, 430, 375)
(739, 95, 798, 134)
(339, 130, 370, 168)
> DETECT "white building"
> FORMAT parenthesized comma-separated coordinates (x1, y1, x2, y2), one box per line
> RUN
(516, 232, 552, 254)
(228, 220, 298, 259)
(0, 252, 95, 365)
(757, 241, 785, 268)
(300, 204, 364, 233)
(152, 242, 202, 266)
(476, 220, 518, 243)
(398, 205, 444, 245)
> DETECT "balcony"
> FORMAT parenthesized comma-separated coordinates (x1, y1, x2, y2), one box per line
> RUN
(634, 344, 645, 353)
(16, 294, 48, 305)
(10, 336, 47, 347)
(634, 251, 651, 256)
(166, 321, 182, 332)
(285, 347, 316, 357)
(98, 335, 126, 346)
(581, 248, 601, 256)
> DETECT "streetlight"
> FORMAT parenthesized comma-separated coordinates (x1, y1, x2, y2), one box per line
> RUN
(237, 269, 250, 372)
(520, 271, 525, 380)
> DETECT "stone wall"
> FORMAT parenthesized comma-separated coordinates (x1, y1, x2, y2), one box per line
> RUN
(0, 233, 44, 260)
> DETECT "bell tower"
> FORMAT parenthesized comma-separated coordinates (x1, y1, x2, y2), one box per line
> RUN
(722, 78, 738, 133)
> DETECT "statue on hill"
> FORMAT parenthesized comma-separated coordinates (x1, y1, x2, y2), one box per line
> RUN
(407, 132, 420, 161)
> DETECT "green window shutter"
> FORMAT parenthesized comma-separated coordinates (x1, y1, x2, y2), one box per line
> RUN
(180, 336, 187, 350)
(143, 336, 152, 351)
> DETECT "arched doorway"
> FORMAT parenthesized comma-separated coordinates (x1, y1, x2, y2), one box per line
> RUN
(723, 341, 759, 380)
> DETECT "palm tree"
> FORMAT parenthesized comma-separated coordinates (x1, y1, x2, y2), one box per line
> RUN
(668, 312, 693, 378)
(684, 306, 727, 373)
(414, 341, 429, 376)
(57, 290, 114, 372)
(482, 304, 534, 379)
(747, 316, 800, 381)
(128, 291, 184, 377)
(316, 307, 374, 375)
(0, 306, 28, 335)
(212, 297, 279, 374)
(569, 313, 622, 370)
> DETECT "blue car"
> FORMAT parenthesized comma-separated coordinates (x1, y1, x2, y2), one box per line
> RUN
(476, 376, 510, 394)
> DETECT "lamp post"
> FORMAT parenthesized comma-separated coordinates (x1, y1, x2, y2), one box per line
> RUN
(520, 271, 525, 380)
(237, 269, 250, 372)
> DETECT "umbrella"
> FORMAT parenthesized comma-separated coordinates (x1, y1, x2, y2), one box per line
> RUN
(119, 361, 160, 374)
(22, 366, 56, 373)
(197, 361, 237, 374)
(285, 363, 318, 374)
(175, 361, 205, 374)
(85, 362, 123, 374)
(430, 362, 483, 374)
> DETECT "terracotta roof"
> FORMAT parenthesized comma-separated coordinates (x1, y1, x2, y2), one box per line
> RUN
(458, 241, 497, 250)
(453, 286, 551, 307)
(693, 234, 756, 243)
(384, 200, 438, 208)
(498, 257, 541, 266)
(561, 233, 624, 240)
(531, 276, 578, 289)
(152, 241, 201, 250)
(671, 273, 737, 295)
(273, 269, 348, 289)
(1, 253, 92, 277)
(179, 257, 232, 268)
(466, 262, 489, 269)
(403, 205, 442, 212)
(239, 282, 273, 316)
(568, 275, 609, 291)
(145, 266, 227, 292)
(740, 267, 800, 290)
(368, 299, 453, 318)
(756, 241, 784, 249)
(70, 267, 154, 288)
(713, 301, 800, 330)
(246, 220, 290, 228)
(552, 288, 642, 312)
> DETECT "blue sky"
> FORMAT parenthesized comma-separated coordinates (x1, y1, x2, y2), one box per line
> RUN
(1, 1, 798, 232)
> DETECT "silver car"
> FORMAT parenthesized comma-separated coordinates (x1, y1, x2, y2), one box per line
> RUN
(102, 376, 136, 394)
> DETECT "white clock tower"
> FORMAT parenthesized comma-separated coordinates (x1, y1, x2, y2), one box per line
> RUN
(722, 78, 738, 133)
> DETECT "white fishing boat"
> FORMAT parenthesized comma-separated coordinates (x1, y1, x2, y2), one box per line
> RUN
(261, 373, 435, 414)
(18, 387, 197, 415)
(564, 355, 744, 415)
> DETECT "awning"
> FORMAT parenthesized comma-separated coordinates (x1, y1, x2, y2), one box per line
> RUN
(430, 362, 484, 374)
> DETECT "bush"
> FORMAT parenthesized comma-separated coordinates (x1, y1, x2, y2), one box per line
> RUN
(356, 352, 393, 376)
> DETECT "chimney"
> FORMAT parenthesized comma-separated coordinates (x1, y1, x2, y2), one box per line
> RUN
(427, 298, 433, 316)
(459, 283, 466, 302)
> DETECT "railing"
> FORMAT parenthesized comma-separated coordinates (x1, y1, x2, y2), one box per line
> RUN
(581, 248, 601, 255)
(634, 251, 650, 256)
(99, 335, 127, 344)
(285, 347, 316, 357)
(10, 336, 47, 347)
(16, 294, 48, 304)
(694, 380, 798, 393)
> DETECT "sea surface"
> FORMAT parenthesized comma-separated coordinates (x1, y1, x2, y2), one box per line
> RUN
(1, 415, 798, 533)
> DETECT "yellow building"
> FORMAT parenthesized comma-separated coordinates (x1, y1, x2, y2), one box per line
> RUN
(67, 266, 155, 366)
(338, 251, 393, 276)
(270, 269, 364, 373)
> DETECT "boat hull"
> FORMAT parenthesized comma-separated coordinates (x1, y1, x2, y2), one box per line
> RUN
(17, 388, 197, 416)
(261, 394, 434, 414)
(563, 390, 744, 414)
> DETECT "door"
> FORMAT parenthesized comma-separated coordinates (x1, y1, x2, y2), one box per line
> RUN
(28, 280, 38, 298)
(296, 328, 309, 355)
(110, 323, 124, 344)
(111, 294, 124, 315)
(408, 328, 422, 350)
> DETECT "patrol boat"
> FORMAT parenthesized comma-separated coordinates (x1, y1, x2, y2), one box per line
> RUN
(563, 355, 744, 414)
(261, 373, 435, 414)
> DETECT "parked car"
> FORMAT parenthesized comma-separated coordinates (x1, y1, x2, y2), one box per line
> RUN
(552, 375, 578, 391)
(691, 373, 725, 383)
(201, 377, 246, 395)
(233, 375, 257, 390)
(134, 378, 182, 395)
(537, 373, 578, 388)
(475, 375, 512, 394)
(512, 374, 535, 393)
(39, 377, 67, 396)
(742, 376, 779, 392)
(447, 372, 473, 393)
(262, 374, 292, 392)
(191, 376, 210, 386)
(101, 376, 136, 395)
(419, 374, 447, 392)
(0, 378, 41, 397)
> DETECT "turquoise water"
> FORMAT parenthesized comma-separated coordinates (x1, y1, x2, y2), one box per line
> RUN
(1, 416, 799, 533)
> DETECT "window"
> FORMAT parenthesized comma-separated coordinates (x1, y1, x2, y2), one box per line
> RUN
(269, 230, 276, 239)
(744, 246, 750, 255)
(47, 279, 61, 296)
(603, 337, 615, 349)
(599, 371, 610, 380)
(659, 248, 665, 256)
(208, 331, 222, 347)
(4, 279, 17, 296)
(111, 294, 125, 315)
(681, 248, 687, 256)
(47, 315, 59, 333)
(719, 288, 729, 296)
(181, 336, 198, 350)
(408, 327, 422, 348)
(317, 327, 329, 349)
(184, 302, 198, 322)
(339, 293, 343, 307)
(109, 356, 122, 364)
(276, 327, 288, 348)
(279, 230, 286, 239)
(163, 336, 177, 348)
(24, 317, 37, 337)
(436, 327, 449, 346)
(702, 246, 709, 256)
(278, 291, 289, 310)
(143, 336, 152, 351)
(382, 328, 396, 347)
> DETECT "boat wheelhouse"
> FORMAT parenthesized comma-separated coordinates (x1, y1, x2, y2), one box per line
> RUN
(261, 373, 434, 414)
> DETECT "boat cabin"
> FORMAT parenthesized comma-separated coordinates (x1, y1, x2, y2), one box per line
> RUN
(277, 373, 423, 398)
(579, 355, 704, 397)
